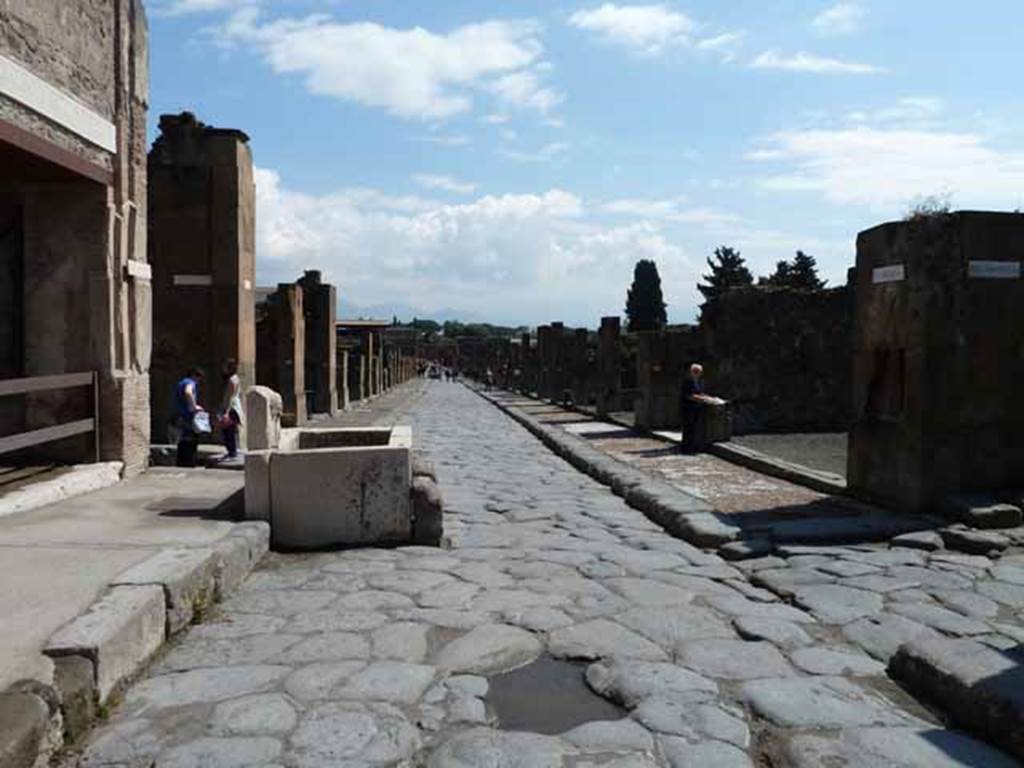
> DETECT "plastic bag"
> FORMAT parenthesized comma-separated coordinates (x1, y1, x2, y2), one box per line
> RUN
(191, 411, 212, 434)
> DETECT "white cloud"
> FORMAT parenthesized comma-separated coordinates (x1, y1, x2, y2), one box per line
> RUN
(812, 3, 867, 36)
(749, 127, 1024, 209)
(499, 141, 570, 162)
(253, 168, 696, 323)
(412, 174, 478, 194)
(603, 197, 687, 217)
(481, 113, 510, 124)
(220, 11, 560, 120)
(751, 50, 884, 74)
(154, 0, 255, 15)
(846, 96, 945, 126)
(569, 3, 696, 55)
(413, 134, 472, 147)
(696, 31, 745, 63)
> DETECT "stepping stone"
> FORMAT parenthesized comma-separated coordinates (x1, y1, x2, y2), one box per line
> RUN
(785, 727, 1019, 768)
(941, 528, 1010, 555)
(889, 636, 1024, 761)
(741, 676, 920, 728)
(677, 640, 795, 680)
(891, 531, 944, 551)
(944, 496, 1023, 530)
(434, 623, 542, 674)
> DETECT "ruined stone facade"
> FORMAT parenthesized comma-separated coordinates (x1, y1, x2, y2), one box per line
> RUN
(148, 113, 256, 442)
(633, 326, 705, 430)
(849, 212, 1024, 512)
(0, 0, 150, 473)
(256, 284, 306, 426)
(702, 286, 852, 433)
(297, 270, 337, 416)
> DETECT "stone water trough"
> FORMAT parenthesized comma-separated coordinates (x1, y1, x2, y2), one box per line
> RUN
(243, 387, 442, 549)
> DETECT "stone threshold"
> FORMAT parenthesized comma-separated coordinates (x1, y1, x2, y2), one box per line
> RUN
(0, 521, 269, 768)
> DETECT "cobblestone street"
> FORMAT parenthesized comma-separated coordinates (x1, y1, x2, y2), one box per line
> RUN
(72, 382, 1020, 767)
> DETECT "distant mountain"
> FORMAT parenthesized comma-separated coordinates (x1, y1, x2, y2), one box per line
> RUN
(336, 299, 485, 325)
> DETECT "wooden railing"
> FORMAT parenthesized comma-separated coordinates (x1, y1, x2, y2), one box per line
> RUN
(0, 372, 100, 461)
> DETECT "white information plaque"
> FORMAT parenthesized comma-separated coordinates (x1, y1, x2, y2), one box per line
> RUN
(872, 264, 905, 284)
(173, 274, 213, 286)
(968, 261, 1021, 279)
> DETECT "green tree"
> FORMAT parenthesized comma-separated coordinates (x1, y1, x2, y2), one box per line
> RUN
(761, 251, 826, 290)
(698, 246, 753, 303)
(625, 259, 668, 332)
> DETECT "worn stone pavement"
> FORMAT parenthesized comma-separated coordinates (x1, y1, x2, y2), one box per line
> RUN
(69, 382, 1020, 766)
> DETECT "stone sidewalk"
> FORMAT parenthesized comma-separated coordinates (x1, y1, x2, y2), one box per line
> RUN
(69, 382, 1017, 766)
(0, 468, 244, 693)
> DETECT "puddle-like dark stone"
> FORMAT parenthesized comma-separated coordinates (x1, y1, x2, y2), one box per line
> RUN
(487, 656, 626, 734)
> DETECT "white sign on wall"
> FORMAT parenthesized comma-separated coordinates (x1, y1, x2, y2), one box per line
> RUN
(872, 264, 905, 284)
(968, 261, 1021, 279)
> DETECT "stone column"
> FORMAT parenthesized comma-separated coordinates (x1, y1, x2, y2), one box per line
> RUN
(634, 328, 701, 430)
(849, 211, 1024, 512)
(149, 112, 256, 444)
(297, 270, 337, 416)
(255, 284, 305, 426)
(336, 348, 350, 410)
(596, 316, 622, 418)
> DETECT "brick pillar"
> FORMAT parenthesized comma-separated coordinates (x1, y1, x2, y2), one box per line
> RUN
(297, 270, 337, 415)
(596, 316, 621, 417)
(256, 284, 305, 426)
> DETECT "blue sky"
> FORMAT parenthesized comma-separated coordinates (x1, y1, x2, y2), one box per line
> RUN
(148, 1, 1024, 324)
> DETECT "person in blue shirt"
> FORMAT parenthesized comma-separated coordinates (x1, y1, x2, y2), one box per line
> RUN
(174, 367, 206, 467)
(680, 363, 712, 453)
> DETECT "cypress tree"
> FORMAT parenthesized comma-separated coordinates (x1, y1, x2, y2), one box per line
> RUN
(625, 259, 668, 332)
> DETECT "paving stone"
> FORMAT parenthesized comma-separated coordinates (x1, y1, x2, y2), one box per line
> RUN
(633, 697, 749, 747)
(843, 574, 924, 593)
(335, 590, 417, 610)
(817, 560, 882, 578)
(844, 549, 927, 567)
(977, 580, 1024, 608)
(719, 539, 774, 561)
(288, 609, 389, 633)
(502, 607, 574, 632)
(842, 614, 943, 661)
(604, 577, 694, 607)
(427, 727, 568, 768)
(929, 551, 993, 570)
(677, 640, 795, 680)
(886, 566, 972, 591)
(651, 572, 737, 597)
(549, 619, 668, 661)
(585, 659, 717, 708)
(434, 623, 542, 674)
(705, 595, 816, 624)
(272, 632, 370, 663)
(941, 528, 1010, 555)
(741, 676, 920, 728)
(733, 617, 813, 650)
(283, 661, 366, 701)
(658, 737, 754, 768)
(988, 564, 1024, 586)
(417, 581, 480, 608)
(888, 602, 992, 636)
(224, 589, 337, 617)
(890, 531, 945, 551)
(288, 702, 420, 766)
(752, 567, 835, 598)
(124, 666, 289, 713)
(210, 693, 297, 736)
(618, 606, 736, 648)
(78, 718, 162, 766)
(154, 634, 302, 673)
(335, 661, 436, 704)
(447, 695, 488, 724)
(189, 613, 289, 640)
(786, 727, 1020, 767)
(945, 497, 1023, 530)
(371, 622, 430, 661)
(156, 736, 282, 768)
(789, 646, 886, 676)
(563, 719, 654, 751)
(792, 584, 884, 624)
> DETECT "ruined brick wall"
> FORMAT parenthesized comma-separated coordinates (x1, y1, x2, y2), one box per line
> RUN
(701, 286, 852, 434)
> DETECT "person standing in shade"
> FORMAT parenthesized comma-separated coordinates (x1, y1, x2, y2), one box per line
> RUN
(680, 363, 712, 453)
(217, 358, 243, 461)
(174, 367, 205, 467)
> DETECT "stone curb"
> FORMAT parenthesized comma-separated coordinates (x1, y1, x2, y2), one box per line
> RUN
(0, 462, 124, 520)
(472, 388, 739, 550)
(1, 520, 270, 763)
(706, 442, 849, 497)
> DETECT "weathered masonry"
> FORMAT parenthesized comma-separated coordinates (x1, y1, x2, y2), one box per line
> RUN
(0, 1, 150, 473)
(849, 212, 1024, 512)
(148, 112, 256, 443)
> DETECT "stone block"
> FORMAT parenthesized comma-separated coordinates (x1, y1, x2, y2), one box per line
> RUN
(411, 476, 444, 547)
(411, 454, 438, 482)
(246, 386, 283, 450)
(213, 534, 253, 600)
(112, 548, 218, 634)
(941, 527, 1010, 555)
(51, 654, 95, 742)
(244, 450, 272, 522)
(270, 447, 411, 549)
(44, 585, 165, 702)
(0, 692, 50, 768)
(228, 521, 271, 564)
(944, 495, 1023, 530)
(888, 636, 1024, 760)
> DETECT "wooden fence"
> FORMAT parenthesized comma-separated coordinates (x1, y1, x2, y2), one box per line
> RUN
(0, 372, 99, 461)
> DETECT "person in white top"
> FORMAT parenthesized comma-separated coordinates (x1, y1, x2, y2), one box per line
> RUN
(218, 358, 243, 460)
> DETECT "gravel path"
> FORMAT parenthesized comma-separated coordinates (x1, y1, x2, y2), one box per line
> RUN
(70, 383, 1018, 767)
